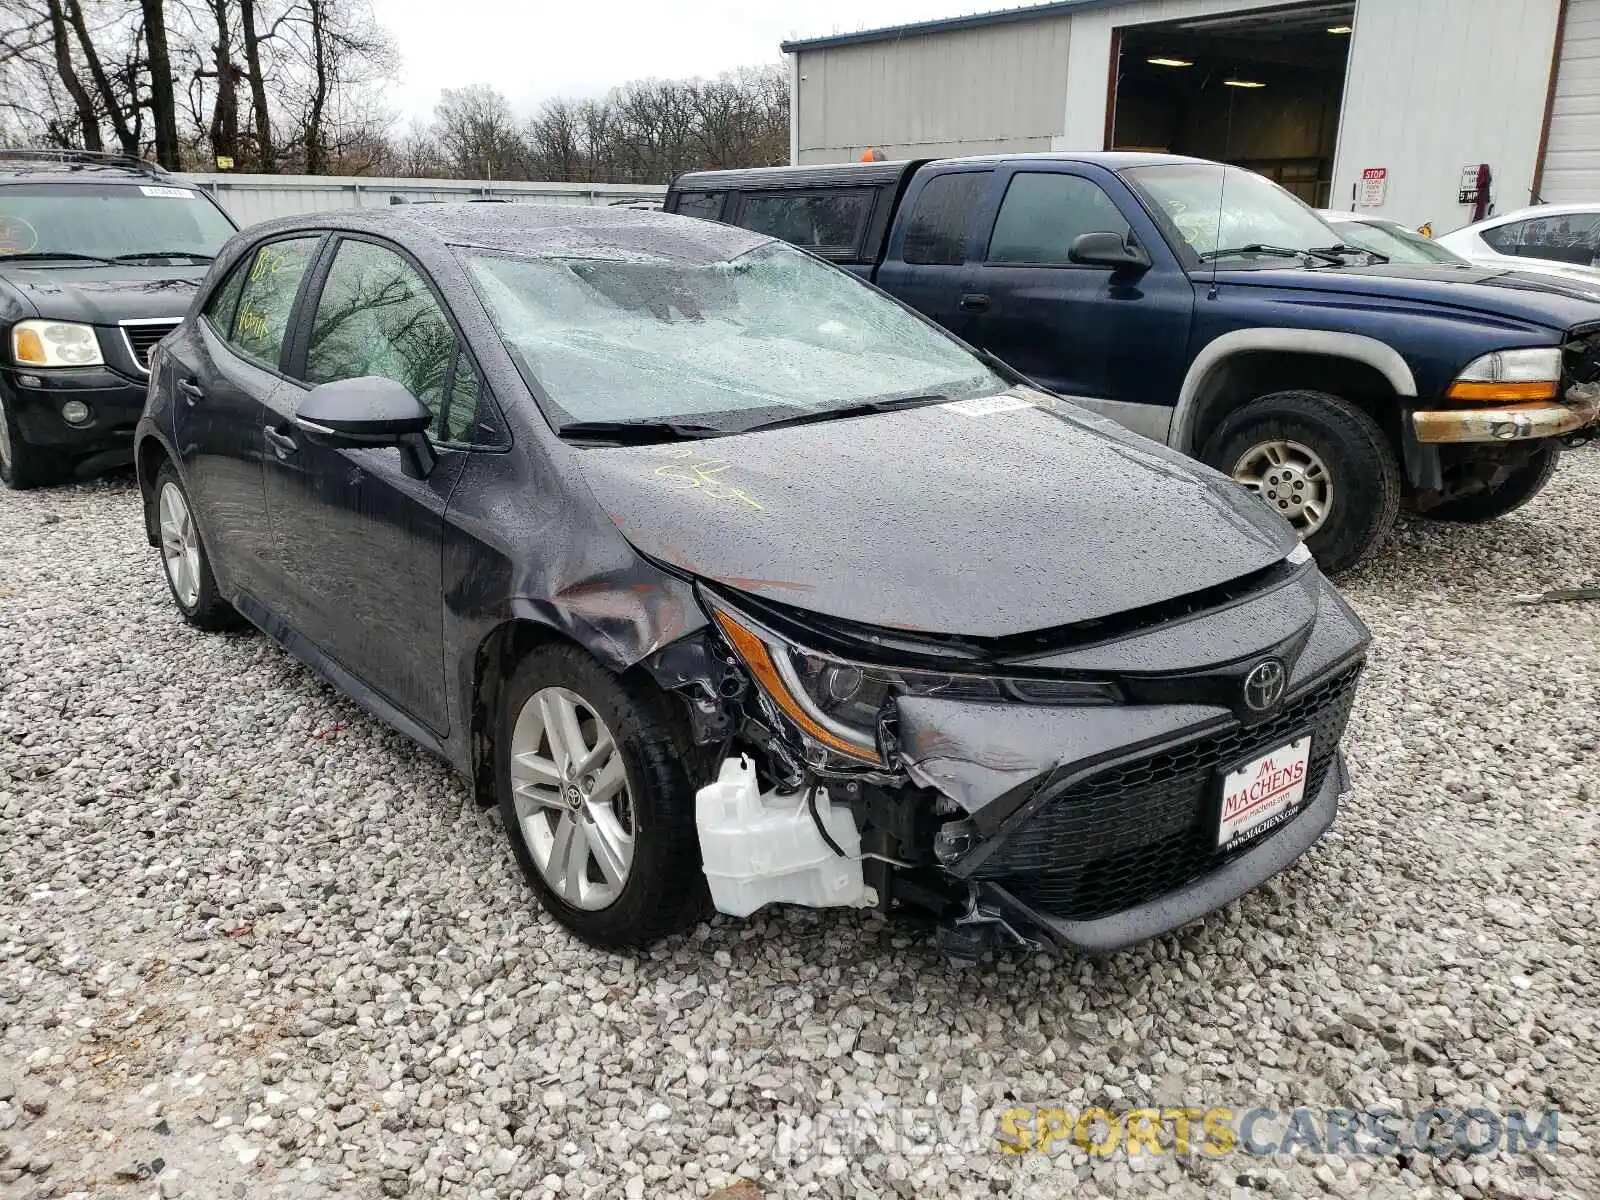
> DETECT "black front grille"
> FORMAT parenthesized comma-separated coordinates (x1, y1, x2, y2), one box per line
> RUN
(975, 664, 1361, 921)
(122, 321, 179, 370)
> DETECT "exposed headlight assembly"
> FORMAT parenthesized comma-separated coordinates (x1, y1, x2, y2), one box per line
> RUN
(1447, 347, 1561, 402)
(708, 599, 1117, 767)
(11, 320, 103, 368)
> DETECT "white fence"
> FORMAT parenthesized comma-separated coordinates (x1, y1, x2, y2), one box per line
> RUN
(175, 172, 667, 227)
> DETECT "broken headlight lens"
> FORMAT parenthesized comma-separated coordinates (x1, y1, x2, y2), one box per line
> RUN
(710, 601, 1118, 768)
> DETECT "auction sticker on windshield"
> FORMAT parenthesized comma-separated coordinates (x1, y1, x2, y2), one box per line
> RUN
(1218, 736, 1310, 849)
(140, 185, 197, 199)
(944, 394, 1034, 417)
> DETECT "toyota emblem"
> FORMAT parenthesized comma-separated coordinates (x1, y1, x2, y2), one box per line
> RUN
(1243, 659, 1287, 713)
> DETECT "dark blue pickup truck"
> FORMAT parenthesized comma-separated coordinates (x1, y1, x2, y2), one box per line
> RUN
(666, 154, 1600, 572)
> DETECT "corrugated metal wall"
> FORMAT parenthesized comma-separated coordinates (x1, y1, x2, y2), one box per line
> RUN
(175, 173, 667, 227)
(1538, 0, 1600, 202)
(793, 15, 1075, 164)
(1330, 0, 1561, 228)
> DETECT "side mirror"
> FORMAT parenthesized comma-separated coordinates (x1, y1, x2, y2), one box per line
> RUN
(293, 376, 437, 478)
(1068, 231, 1152, 272)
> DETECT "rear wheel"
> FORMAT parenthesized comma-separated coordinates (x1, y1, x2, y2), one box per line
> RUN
(1421, 444, 1560, 523)
(0, 392, 68, 490)
(496, 644, 705, 950)
(1201, 389, 1400, 574)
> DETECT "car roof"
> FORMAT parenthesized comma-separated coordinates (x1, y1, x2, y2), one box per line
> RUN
(1462, 202, 1600, 231)
(0, 148, 169, 182)
(241, 203, 773, 265)
(675, 151, 1212, 191)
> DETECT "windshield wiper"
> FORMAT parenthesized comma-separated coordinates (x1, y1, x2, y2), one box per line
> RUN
(738, 394, 951, 434)
(556, 418, 725, 445)
(113, 250, 216, 263)
(1198, 244, 1344, 266)
(1308, 242, 1389, 265)
(0, 250, 119, 265)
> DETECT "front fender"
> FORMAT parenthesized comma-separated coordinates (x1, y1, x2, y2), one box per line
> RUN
(1171, 327, 1418, 453)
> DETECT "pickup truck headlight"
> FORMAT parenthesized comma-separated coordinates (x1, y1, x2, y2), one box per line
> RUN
(11, 320, 104, 368)
(709, 601, 1116, 767)
(1446, 348, 1560, 402)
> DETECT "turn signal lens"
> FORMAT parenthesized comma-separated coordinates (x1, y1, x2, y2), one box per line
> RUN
(1445, 380, 1559, 402)
(13, 328, 46, 364)
(1447, 348, 1561, 402)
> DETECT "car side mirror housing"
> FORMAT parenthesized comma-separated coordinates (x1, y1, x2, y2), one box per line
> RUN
(1068, 231, 1152, 272)
(294, 376, 437, 478)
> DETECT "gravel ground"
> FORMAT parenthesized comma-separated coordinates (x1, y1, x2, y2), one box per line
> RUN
(1, 450, 1597, 1200)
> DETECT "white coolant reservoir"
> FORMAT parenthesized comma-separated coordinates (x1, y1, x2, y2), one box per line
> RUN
(695, 756, 872, 918)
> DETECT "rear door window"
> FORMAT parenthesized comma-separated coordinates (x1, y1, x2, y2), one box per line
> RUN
(733, 190, 873, 259)
(228, 236, 320, 368)
(674, 191, 726, 222)
(986, 173, 1131, 265)
(902, 171, 990, 265)
(1482, 211, 1600, 266)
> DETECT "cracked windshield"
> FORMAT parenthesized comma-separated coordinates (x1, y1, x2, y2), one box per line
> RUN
(464, 241, 1001, 429)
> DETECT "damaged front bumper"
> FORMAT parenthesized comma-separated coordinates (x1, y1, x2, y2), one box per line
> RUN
(950, 751, 1345, 958)
(1411, 387, 1600, 444)
(660, 558, 1368, 958)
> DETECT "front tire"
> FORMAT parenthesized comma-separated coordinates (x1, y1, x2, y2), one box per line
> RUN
(1201, 389, 1400, 574)
(496, 644, 705, 950)
(0, 392, 68, 490)
(1421, 444, 1560, 523)
(154, 463, 239, 630)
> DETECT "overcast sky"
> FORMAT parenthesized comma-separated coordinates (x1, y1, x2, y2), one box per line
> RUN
(370, 0, 983, 121)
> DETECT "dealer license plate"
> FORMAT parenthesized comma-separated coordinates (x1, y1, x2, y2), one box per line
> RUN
(1217, 735, 1311, 850)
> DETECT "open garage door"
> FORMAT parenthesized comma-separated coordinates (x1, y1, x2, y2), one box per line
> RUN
(1539, 0, 1600, 203)
(1109, 2, 1355, 206)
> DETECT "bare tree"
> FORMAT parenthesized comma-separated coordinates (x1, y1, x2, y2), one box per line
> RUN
(140, 0, 179, 166)
(238, 0, 270, 168)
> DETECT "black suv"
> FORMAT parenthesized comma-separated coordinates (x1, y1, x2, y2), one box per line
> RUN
(0, 149, 236, 488)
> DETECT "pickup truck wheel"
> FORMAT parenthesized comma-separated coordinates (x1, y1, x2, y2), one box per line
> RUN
(1421, 444, 1560, 523)
(1201, 389, 1399, 574)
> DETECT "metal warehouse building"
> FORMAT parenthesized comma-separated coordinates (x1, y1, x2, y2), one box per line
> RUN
(782, 0, 1600, 229)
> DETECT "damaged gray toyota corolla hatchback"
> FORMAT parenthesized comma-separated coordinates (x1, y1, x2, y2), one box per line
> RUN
(137, 204, 1368, 960)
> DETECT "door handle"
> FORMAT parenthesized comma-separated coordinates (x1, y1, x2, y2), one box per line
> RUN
(263, 425, 298, 457)
(959, 293, 991, 313)
(177, 379, 205, 406)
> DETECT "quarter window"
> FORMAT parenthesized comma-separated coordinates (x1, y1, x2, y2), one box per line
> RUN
(443, 354, 481, 444)
(203, 261, 248, 337)
(229, 236, 319, 367)
(735, 191, 872, 258)
(987, 173, 1131, 265)
(305, 239, 456, 427)
(903, 171, 990, 265)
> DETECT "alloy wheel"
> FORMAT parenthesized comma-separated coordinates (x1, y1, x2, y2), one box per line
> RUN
(1231, 439, 1334, 537)
(158, 481, 202, 609)
(510, 685, 635, 911)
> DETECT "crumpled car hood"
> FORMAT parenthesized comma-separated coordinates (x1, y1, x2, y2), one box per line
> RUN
(574, 393, 1296, 638)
